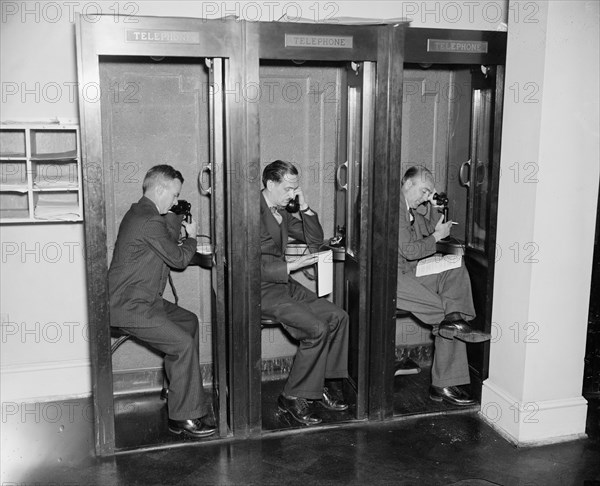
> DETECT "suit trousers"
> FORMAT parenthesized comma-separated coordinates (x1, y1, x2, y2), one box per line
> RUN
(119, 300, 208, 420)
(262, 281, 349, 400)
(397, 265, 475, 387)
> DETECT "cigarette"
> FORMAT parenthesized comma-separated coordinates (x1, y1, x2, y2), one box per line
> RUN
(451, 222, 459, 225)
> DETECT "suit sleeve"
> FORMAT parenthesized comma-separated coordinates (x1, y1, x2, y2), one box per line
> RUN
(142, 214, 196, 270)
(261, 258, 289, 283)
(285, 211, 324, 253)
(164, 212, 185, 240)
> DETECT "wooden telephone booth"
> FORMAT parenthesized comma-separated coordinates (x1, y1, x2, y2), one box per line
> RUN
(76, 15, 254, 454)
(243, 21, 406, 433)
(383, 29, 507, 419)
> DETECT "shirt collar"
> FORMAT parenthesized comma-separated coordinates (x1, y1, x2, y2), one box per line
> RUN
(405, 198, 414, 222)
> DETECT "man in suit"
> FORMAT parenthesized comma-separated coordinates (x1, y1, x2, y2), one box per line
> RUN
(260, 160, 349, 426)
(397, 166, 491, 406)
(108, 164, 216, 438)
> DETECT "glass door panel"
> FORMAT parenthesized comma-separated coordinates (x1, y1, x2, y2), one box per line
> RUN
(467, 88, 493, 253)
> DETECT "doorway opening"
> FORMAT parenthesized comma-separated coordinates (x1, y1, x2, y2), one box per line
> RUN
(99, 55, 229, 450)
(393, 62, 503, 417)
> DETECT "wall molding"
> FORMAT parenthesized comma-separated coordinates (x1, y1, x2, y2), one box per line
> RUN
(1, 359, 91, 403)
(480, 379, 588, 446)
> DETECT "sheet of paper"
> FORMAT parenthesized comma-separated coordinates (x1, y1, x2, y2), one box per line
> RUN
(415, 253, 462, 277)
(317, 249, 333, 297)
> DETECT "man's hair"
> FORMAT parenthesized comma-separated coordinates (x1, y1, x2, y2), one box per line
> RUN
(401, 165, 433, 186)
(142, 165, 184, 194)
(262, 160, 298, 188)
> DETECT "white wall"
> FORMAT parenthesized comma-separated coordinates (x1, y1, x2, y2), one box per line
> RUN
(481, 0, 599, 445)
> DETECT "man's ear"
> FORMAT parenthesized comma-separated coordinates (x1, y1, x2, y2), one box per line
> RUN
(266, 179, 274, 192)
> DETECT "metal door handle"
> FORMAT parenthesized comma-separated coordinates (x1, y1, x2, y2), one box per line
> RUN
(336, 161, 348, 191)
(459, 159, 471, 187)
(198, 164, 212, 195)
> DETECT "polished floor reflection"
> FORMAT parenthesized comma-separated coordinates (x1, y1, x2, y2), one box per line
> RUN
(114, 389, 221, 451)
(3, 392, 599, 485)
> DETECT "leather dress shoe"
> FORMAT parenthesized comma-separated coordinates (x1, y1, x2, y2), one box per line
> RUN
(168, 417, 217, 438)
(429, 385, 476, 406)
(439, 319, 491, 343)
(278, 394, 322, 425)
(318, 387, 349, 411)
(394, 357, 421, 376)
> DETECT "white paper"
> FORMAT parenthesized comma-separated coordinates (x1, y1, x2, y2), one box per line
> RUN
(415, 253, 462, 277)
(317, 250, 334, 297)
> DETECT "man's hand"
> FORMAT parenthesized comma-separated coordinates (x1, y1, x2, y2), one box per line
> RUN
(182, 219, 198, 239)
(287, 253, 318, 273)
(294, 187, 309, 212)
(433, 215, 453, 242)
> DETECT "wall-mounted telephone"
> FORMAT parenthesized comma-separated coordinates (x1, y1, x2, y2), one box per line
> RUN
(285, 195, 300, 213)
(170, 199, 192, 222)
(432, 192, 464, 255)
(432, 192, 449, 222)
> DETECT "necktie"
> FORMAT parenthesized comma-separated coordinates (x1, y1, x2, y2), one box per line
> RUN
(270, 206, 282, 225)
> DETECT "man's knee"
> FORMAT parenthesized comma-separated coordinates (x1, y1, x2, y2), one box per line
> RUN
(308, 320, 330, 341)
(177, 308, 200, 339)
(333, 308, 349, 331)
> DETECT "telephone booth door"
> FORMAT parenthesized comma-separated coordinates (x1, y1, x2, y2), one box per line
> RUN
(240, 21, 406, 432)
(76, 15, 244, 455)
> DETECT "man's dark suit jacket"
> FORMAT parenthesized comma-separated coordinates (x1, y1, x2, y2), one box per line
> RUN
(108, 196, 197, 328)
(260, 193, 323, 307)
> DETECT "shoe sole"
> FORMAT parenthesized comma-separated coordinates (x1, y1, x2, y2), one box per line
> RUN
(277, 406, 322, 426)
(428, 394, 476, 406)
(438, 328, 491, 343)
(394, 368, 421, 376)
(317, 402, 349, 412)
(168, 427, 216, 438)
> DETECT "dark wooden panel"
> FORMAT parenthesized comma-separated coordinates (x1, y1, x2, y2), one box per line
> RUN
(76, 15, 116, 457)
(368, 23, 407, 421)
(228, 21, 262, 437)
(466, 65, 505, 382)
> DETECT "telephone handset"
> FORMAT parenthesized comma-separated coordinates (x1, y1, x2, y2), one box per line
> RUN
(170, 199, 192, 222)
(285, 195, 300, 213)
(432, 192, 449, 222)
(431, 192, 464, 254)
